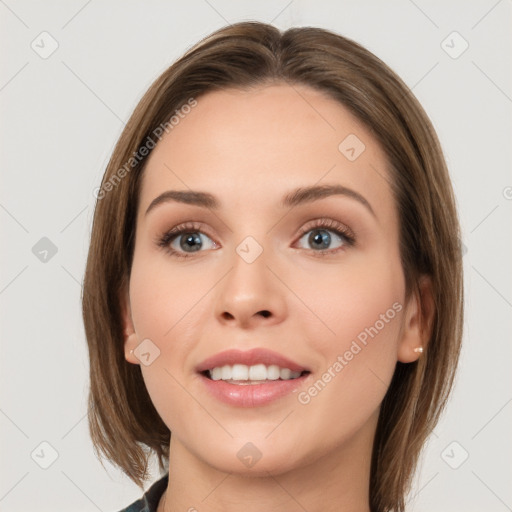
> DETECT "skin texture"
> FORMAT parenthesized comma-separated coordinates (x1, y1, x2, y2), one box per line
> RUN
(121, 84, 432, 512)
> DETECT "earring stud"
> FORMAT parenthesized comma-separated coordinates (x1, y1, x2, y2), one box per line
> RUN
(413, 346, 424, 354)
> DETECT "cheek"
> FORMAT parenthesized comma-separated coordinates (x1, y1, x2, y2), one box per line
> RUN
(128, 244, 210, 341)
(292, 250, 405, 354)
(290, 253, 405, 428)
(127, 251, 215, 429)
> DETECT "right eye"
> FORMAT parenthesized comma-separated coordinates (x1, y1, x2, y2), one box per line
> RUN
(157, 222, 219, 258)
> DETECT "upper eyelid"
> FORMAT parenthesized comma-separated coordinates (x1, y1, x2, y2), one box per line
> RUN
(297, 218, 353, 234)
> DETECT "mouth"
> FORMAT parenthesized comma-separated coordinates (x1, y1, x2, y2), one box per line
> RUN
(201, 364, 310, 385)
(196, 348, 311, 407)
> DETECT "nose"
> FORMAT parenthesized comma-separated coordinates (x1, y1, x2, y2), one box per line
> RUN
(215, 246, 287, 330)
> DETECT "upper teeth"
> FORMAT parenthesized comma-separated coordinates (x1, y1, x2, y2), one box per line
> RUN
(208, 364, 302, 381)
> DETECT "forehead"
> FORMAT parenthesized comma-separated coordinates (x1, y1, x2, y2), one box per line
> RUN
(138, 83, 394, 219)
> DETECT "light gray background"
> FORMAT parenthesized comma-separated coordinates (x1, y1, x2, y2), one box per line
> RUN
(1, 1, 511, 511)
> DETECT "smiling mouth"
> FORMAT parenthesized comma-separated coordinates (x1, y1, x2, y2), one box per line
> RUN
(201, 363, 310, 384)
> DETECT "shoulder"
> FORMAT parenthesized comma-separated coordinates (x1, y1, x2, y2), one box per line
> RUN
(115, 473, 169, 512)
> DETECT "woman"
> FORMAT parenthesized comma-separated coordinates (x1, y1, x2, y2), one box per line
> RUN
(82, 21, 464, 512)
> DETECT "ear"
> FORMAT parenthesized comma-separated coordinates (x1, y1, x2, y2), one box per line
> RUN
(120, 284, 140, 365)
(397, 275, 435, 363)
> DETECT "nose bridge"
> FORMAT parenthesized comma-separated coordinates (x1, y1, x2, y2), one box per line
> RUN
(215, 234, 286, 327)
(231, 237, 268, 292)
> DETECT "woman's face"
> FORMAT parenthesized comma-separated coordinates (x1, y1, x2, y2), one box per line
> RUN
(123, 83, 424, 475)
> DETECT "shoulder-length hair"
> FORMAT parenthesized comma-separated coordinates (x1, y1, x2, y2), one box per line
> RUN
(82, 21, 464, 512)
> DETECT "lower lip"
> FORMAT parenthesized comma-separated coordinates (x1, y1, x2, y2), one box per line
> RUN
(199, 373, 310, 407)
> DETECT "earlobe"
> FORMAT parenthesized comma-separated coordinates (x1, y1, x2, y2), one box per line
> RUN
(397, 275, 435, 363)
(124, 332, 141, 365)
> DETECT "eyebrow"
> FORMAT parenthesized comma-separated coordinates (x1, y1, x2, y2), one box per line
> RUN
(145, 184, 376, 218)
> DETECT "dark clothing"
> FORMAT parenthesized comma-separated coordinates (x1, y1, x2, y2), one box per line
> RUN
(116, 473, 168, 512)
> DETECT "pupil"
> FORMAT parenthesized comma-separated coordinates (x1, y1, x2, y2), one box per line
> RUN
(180, 232, 202, 252)
(309, 229, 330, 250)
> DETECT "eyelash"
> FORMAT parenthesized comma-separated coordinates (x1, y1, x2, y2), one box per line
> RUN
(156, 218, 356, 259)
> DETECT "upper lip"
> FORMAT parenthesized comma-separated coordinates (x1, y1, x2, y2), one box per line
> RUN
(196, 348, 309, 373)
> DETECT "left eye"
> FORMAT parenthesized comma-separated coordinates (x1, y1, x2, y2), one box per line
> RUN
(296, 227, 350, 252)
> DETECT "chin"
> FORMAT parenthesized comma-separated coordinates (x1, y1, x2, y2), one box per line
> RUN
(189, 436, 306, 477)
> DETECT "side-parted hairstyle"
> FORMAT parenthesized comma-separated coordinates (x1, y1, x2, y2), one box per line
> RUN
(82, 21, 464, 512)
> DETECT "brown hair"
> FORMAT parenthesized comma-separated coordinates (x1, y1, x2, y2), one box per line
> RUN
(82, 21, 464, 512)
